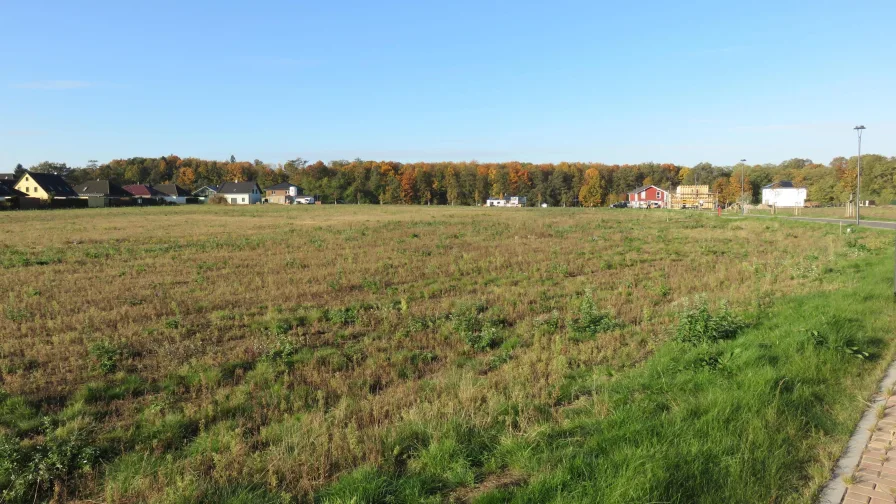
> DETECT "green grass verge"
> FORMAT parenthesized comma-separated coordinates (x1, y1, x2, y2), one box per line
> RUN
(321, 235, 895, 503)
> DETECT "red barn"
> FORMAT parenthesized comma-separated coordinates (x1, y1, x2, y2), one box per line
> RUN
(627, 185, 667, 208)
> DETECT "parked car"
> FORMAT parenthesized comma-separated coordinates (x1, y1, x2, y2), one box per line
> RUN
(610, 201, 628, 208)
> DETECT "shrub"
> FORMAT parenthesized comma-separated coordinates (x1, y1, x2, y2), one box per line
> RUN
(674, 298, 745, 345)
(451, 304, 503, 352)
(0, 423, 101, 504)
(89, 341, 123, 374)
(568, 292, 618, 341)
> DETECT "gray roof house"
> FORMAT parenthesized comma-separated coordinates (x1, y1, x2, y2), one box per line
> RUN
(218, 181, 262, 205)
(74, 180, 130, 198)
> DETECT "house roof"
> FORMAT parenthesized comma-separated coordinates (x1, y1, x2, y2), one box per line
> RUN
(0, 180, 26, 197)
(193, 185, 218, 194)
(264, 182, 299, 191)
(123, 184, 163, 197)
(0, 173, 15, 180)
(218, 181, 261, 194)
(763, 181, 800, 189)
(627, 185, 663, 195)
(74, 180, 130, 197)
(155, 183, 191, 197)
(19, 171, 79, 197)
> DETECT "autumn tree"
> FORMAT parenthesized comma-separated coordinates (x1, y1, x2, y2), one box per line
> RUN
(399, 168, 416, 204)
(578, 168, 604, 207)
(177, 167, 196, 189)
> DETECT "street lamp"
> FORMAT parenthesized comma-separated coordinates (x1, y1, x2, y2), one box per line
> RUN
(740, 159, 747, 214)
(854, 125, 865, 226)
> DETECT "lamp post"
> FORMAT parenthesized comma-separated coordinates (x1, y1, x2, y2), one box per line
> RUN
(854, 125, 865, 226)
(740, 159, 747, 214)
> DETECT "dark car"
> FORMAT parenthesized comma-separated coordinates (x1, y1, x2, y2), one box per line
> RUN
(610, 201, 628, 208)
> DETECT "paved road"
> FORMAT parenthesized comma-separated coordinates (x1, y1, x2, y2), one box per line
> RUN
(749, 215, 896, 230)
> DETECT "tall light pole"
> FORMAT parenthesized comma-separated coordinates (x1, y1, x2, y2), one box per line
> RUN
(854, 125, 865, 226)
(740, 159, 747, 214)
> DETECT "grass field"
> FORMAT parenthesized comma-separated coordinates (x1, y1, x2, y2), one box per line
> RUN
(1, 205, 894, 503)
(743, 205, 896, 221)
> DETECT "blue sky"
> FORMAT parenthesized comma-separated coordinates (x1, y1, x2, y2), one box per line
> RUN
(1, 0, 894, 169)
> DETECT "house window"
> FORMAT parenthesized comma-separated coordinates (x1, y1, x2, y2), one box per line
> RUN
(242, 197, 246, 203)
(25, 187, 29, 193)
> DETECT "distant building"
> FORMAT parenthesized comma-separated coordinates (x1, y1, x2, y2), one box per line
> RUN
(627, 185, 667, 208)
(762, 181, 806, 208)
(13, 171, 78, 200)
(486, 195, 527, 207)
(264, 182, 301, 204)
(0, 180, 26, 201)
(154, 184, 191, 204)
(670, 185, 716, 210)
(74, 180, 130, 198)
(123, 184, 164, 201)
(218, 181, 262, 205)
(0, 173, 15, 180)
(193, 185, 218, 202)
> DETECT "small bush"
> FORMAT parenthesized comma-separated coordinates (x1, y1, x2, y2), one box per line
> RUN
(674, 299, 745, 345)
(451, 304, 503, 352)
(326, 306, 358, 326)
(568, 292, 618, 341)
(89, 341, 123, 374)
(0, 423, 101, 504)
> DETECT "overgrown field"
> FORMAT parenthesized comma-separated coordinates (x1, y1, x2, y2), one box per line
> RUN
(0, 205, 893, 503)
(745, 204, 896, 221)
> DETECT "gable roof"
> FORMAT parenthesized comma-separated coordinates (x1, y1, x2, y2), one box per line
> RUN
(18, 171, 79, 197)
(218, 181, 261, 194)
(74, 180, 130, 197)
(155, 183, 191, 197)
(627, 185, 663, 195)
(0, 180, 26, 197)
(123, 184, 163, 197)
(264, 182, 299, 191)
(762, 180, 800, 189)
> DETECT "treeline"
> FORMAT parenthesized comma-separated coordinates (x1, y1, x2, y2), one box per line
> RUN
(13, 154, 896, 206)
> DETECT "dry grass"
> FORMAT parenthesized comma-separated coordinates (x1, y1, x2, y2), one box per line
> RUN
(0, 204, 879, 502)
(744, 204, 896, 221)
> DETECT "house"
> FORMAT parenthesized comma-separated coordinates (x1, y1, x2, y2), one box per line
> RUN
(193, 185, 218, 202)
(154, 184, 191, 204)
(217, 181, 262, 205)
(13, 171, 78, 199)
(762, 181, 807, 208)
(74, 180, 130, 198)
(0, 180, 26, 201)
(627, 185, 667, 208)
(123, 184, 165, 202)
(486, 195, 527, 207)
(0, 173, 15, 180)
(74, 180, 130, 208)
(264, 182, 301, 204)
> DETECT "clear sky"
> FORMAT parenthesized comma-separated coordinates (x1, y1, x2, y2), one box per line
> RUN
(1, 0, 894, 169)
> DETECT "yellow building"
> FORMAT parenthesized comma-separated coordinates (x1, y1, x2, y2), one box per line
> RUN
(13, 171, 78, 200)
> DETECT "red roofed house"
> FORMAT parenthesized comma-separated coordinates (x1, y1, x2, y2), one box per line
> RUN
(123, 184, 164, 202)
(627, 185, 667, 208)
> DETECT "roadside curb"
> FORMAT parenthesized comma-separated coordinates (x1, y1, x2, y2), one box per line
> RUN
(817, 357, 896, 503)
